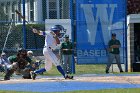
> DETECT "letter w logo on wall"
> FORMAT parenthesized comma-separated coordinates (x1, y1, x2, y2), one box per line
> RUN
(81, 4, 117, 45)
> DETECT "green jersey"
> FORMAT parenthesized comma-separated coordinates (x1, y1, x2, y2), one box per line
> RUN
(60, 41, 73, 55)
(8, 55, 32, 69)
(108, 39, 121, 54)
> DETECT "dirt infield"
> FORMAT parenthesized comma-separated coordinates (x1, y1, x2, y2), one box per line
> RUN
(77, 75, 140, 84)
(0, 74, 140, 84)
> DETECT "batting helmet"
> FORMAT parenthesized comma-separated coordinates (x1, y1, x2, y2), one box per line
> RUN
(51, 25, 64, 32)
(50, 25, 66, 38)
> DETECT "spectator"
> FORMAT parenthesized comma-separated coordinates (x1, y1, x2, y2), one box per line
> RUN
(0, 52, 10, 73)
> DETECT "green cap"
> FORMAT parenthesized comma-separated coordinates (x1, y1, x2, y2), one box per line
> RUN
(65, 35, 69, 38)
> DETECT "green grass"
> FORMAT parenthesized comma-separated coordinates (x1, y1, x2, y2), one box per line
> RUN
(43, 64, 106, 76)
(1, 88, 140, 93)
(54, 88, 140, 93)
(1, 63, 138, 76)
(1, 64, 140, 93)
(75, 64, 106, 74)
(53, 88, 140, 93)
(42, 64, 140, 76)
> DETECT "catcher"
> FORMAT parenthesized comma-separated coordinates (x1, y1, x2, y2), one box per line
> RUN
(4, 49, 32, 80)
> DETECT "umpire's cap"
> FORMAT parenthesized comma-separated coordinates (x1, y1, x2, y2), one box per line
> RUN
(50, 25, 64, 32)
(112, 33, 116, 36)
(27, 50, 33, 54)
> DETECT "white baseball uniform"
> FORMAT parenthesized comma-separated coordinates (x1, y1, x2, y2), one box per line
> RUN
(39, 31, 60, 71)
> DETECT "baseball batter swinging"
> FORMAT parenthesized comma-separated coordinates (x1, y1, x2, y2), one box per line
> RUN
(30, 25, 73, 80)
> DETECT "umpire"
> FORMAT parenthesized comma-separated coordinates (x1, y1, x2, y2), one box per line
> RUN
(105, 33, 123, 73)
(60, 35, 73, 78)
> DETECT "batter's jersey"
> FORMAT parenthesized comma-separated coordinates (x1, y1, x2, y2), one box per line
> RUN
(40, 31, 57, 49)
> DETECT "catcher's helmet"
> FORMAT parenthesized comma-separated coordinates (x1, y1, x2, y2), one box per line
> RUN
(17, 48, 27, 57)
(18, 48, 26, 53)
(50, 25, 66, 38)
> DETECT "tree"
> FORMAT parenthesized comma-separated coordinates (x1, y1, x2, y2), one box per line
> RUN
(127, 0, 140, 14)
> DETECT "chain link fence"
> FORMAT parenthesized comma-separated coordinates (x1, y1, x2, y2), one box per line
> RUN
(0, 0, 73, 78)
(0, 0, 73, 54)
(0, 0, 134, 80)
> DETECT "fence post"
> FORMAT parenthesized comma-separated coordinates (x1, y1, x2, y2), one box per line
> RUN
(22, 0, 26, 49)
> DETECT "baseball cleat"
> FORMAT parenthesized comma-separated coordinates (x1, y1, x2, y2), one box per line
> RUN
(105, 70, 109, 74)
(69, 76, 74, 79)
(65, 75, 74, 79)
(64, 75, 69, 79)
(30, 71, 36, 80)
(4, 77, 10, 80)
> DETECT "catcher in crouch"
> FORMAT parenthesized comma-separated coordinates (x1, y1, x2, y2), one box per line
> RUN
(30, 25, 73, 80)
(4, 49, 32, 80)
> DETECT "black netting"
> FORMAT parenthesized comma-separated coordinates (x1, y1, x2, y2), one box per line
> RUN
(0, 0, 72, 56)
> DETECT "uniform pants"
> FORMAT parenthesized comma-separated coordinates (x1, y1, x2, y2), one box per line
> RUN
(106, 53, 123, 72)
(41, 47, 65, 77)
(43, 47, 60, 71)
(61, 55, 72, 74)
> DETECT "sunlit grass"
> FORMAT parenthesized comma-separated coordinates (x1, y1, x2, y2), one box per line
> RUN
(43, 64, 106, 76)
(1, 88, 140, 93)
(42, 64, 140, 76)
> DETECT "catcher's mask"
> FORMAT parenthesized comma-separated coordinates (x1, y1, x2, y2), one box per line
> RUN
(17, 48, 27, 57)
(50, 25, 66, 38)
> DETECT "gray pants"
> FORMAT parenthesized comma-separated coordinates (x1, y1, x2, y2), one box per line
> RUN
(61, 55, 72, 74)
(106, 53, 123, 72)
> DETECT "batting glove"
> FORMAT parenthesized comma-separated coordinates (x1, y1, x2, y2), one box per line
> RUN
(33, 29, 38, 33)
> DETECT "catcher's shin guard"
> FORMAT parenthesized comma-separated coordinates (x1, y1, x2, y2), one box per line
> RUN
(57, 65, 65, 77)
(22, 68, 31, 79)
(4, 69, 14, 80)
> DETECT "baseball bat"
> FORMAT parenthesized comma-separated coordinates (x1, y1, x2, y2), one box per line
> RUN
(15, 10, 33, 29)
(15, 10, 38, 49)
